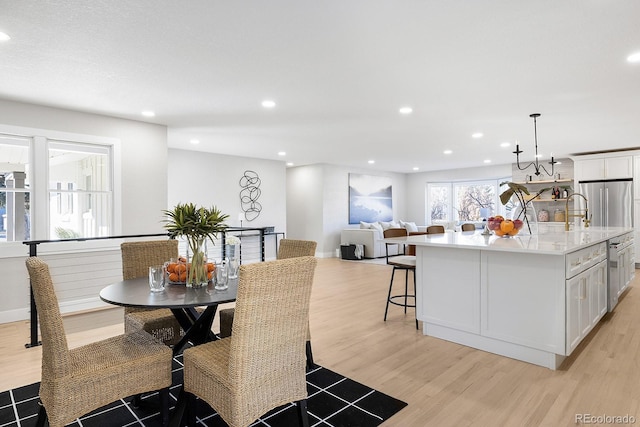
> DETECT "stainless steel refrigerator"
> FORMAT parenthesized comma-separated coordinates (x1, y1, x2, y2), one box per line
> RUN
(578, 179, 633, 228)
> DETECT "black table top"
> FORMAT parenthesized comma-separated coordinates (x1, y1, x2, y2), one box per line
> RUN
(100, 277, 237, 309)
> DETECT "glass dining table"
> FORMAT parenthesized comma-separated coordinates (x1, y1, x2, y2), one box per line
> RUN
(100, 277, 237, 355)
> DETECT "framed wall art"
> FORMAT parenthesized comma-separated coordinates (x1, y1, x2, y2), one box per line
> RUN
(348, 173, 393, 224)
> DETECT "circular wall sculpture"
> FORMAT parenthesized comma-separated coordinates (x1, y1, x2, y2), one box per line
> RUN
(239, 170, 262, 221)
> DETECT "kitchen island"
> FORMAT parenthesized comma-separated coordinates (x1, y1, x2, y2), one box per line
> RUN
(386, 227, 635, 369)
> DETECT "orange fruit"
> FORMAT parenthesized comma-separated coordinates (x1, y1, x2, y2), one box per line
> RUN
(179, 272, 187, 282)
(169, 272, 179, 282)
(508, 228, 519, 236)
(207, 271, 213, 280)
(500, 220, 515, 233)
(494, 229, 506, 236)
(175, 263, 186, 274)
(167, 263, 177, 273)
(207, 262, 215, 272)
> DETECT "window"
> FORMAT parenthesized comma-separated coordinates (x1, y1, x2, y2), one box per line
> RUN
(427, 178, 510, 224)
(48, 141, 112, 239)
(0, 135, 31, 242)
(0, 129, 116, 243)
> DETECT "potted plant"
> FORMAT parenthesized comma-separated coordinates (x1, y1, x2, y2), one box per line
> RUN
(163, 203, 229, 287)
(498, 182, 549, 234)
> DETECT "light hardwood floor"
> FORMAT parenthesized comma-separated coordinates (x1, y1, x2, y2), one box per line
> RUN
(2, 258, 639, 426)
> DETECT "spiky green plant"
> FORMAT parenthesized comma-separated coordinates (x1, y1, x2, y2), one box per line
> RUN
(163, 203, 229, 286)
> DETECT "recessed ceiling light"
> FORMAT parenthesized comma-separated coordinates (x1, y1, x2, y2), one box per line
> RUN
(368, 160, 375, 164)
(483, 159, 491, 164)
(443, 150, 453, 155)
(141, 111, 155, 117)
(500, 142, 511, 148)
(472, 132, 483, 139)
(412, 167, 419, 171)
(262, 100, 276, 108)
(0, 32, 10, 41)
(286, 162, 294, 167)
(278, 151, 286, 156)
(399, 106, 413, 115)
(627, 52, 640, 63)
(190, 139, 200, 145)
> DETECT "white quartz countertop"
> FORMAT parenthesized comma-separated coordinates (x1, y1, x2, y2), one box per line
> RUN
(384, 227, 634, 255)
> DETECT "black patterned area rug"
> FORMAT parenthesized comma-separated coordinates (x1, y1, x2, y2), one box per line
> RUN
(0, 353, 407, 427)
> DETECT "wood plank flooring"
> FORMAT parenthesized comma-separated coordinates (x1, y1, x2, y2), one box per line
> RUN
(1, 258, 639, 426)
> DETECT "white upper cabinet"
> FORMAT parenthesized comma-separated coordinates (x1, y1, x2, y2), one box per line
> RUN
(574, 156, 633, 181)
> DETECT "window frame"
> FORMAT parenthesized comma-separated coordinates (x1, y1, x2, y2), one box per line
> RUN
(0, 124, 121, 246)
(426, 177, 511, 225)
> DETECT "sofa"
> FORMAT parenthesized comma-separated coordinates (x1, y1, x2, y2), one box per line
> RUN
(340, 220, 427, 259)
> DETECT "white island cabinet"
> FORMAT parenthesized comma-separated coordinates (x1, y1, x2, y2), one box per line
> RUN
(386, 227, 633, 369)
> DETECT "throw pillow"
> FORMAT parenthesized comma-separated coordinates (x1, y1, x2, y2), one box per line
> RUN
(380, 221, 399, 230)
(403, 221, 418, 232)
(369, 222, 384, 239)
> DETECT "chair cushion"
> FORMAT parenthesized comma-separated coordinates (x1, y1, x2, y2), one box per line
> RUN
(387, 255, 416, 267)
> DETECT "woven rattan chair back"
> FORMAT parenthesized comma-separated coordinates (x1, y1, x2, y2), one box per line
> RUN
(277, 239, 317, 259)
(461, 223, 476, 231)
(219, 238, 318, 368)
(121, 239, 183, 344)
(121, 239, 178, 280)
(25, 257, 71, 379)
(25, 257, 173, 427)
(183, 256, 318, 427)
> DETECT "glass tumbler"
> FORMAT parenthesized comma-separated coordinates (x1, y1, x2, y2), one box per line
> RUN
(148, 265, 165, 292)
(215, 260, 228, 290)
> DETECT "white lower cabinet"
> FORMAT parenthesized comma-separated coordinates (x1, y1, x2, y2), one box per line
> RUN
(566, 259, 607, 354)
(620, 243, 635, 293)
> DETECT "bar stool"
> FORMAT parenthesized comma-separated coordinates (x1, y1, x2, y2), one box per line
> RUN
(383, 228, 418, 329)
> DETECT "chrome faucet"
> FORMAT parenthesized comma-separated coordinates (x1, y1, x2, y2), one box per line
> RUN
(565, 193, 590, 231)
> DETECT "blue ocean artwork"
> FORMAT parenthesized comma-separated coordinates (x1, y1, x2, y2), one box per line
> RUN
(348, 174, 393, 224)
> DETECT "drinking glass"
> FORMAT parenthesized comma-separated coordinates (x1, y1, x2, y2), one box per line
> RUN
(148, 265, 165, 292)
(215, 260, 228, 290)
(228, 257, 239, 279)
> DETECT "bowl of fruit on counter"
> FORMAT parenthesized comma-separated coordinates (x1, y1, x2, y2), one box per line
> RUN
(486, 215, 524, 237)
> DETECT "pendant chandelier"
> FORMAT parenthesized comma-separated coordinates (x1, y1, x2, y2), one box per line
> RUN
(513, 113, 557, 177)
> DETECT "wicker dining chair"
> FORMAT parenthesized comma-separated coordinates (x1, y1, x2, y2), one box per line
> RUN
(182, 256, 317, 427)
(121, 240, 184, 345)
(25, 257, 173, 427)
(461, 223, 476, 231)
(218, 239, 317, 368)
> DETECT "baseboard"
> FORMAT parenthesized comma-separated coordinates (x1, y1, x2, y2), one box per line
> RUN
(0, 307, 29, 324)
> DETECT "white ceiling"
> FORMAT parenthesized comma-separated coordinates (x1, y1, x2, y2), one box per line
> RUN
(1, 1, 639, 173)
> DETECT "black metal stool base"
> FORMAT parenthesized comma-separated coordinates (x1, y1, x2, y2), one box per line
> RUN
(384, 266, 419, 329)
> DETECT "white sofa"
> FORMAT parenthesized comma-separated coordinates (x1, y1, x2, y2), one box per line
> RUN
(340, 221, 427, 258)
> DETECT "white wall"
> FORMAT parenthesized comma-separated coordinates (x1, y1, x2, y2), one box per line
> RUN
(286, 164, 326, 257)
(286, 164, 406, 258)
(167, 149, 287, 259)
(0, 99, 168, 323)
(0, 99, 168, 235)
